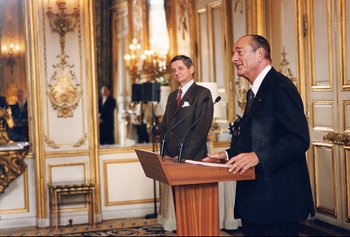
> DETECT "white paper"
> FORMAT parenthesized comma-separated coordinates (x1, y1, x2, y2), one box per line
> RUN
(184, 159, 229, 168)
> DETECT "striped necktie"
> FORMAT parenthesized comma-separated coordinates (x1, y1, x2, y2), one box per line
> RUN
(176, 88, 182, 107)
(245, 89, 254, 114)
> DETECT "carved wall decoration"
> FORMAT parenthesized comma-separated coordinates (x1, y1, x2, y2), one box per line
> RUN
(46, 1, 81, 118)
(44, 133, 87, 149)
(47, 58, 81, 118)
(177, 0, 188, 40)
(0, 107, 14, 144)
(279, 47, 297, 86)
(0, 142, 28, 193)
(235, 76, 250, 110)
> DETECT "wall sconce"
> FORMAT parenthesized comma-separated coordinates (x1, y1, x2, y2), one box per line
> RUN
(46, 0, 80, 59)
(1, 42, 20, 76)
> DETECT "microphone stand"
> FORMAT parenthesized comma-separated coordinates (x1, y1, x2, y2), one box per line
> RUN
(145, 102, 158, 219)
(160, 96, 210, 158)
(178, 96, 221, 163)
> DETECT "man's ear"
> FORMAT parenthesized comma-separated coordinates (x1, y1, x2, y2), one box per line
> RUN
(190, 65, 195, 75)
(257, 47, 265, 62)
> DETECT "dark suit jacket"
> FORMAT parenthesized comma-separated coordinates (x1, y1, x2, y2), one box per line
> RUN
(160, 82, 213, 161)
(99, 96, 116, 144)
(227, 68, 315, 224)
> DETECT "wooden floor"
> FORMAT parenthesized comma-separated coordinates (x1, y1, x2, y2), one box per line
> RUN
(0, 218, 349, 236)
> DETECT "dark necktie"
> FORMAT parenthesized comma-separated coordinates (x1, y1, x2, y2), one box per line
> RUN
(176, 88, 182, 107)
(245, 89, 254, 114)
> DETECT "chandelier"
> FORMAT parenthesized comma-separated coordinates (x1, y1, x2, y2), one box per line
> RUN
(124, 39, 168, 83)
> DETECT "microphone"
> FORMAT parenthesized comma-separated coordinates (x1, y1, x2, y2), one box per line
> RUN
(178, 96, 221, 162)
(160, 96, 210, 158)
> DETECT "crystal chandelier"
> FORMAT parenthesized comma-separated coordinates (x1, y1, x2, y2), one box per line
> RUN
(124, 39, 168, 82)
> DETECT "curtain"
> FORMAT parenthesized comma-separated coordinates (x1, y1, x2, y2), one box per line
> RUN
(94, 0, 113, 89)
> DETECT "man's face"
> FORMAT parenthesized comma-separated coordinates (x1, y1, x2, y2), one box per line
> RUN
(101, 87, 110, 97)
(170, 60, 194, 86)
(17, 90, 25, 102)
(231, 36, 260, 82)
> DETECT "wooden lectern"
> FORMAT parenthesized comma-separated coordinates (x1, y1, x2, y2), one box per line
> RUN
(135, 149, 255, 236)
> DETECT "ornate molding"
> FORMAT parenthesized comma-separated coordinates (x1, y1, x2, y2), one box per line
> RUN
(0, 142, 29, 193)
(44, 133, 87, 149)
(46, 1, 81, 118)
(279, 47, 297, 86)
(177, 0, 188, 40)
(47, 57, 82, 118)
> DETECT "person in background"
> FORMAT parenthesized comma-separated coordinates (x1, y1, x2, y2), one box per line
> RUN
(203, 35, 315, 236)
(0, 96, 7, 108)
(11, 89, 29, 141)
(98, 85, 117, 145)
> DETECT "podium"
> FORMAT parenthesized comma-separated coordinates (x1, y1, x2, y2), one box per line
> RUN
(135, 149, 255, 236)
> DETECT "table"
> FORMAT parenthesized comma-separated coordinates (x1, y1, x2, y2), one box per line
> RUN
(48, 182, 95, 229)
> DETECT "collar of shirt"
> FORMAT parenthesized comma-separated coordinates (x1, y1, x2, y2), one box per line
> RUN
(179, 79, 194, 99)
(102, 96, 107, 105)
(251, 65, 272, 96)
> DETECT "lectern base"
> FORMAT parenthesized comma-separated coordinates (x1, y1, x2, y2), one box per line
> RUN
(175, 182, 219, 236)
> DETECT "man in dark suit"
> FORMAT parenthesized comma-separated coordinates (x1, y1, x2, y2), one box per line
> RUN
(203, 35, 315, 236)
(160, 55, 213, 161)
(99, 86, 116, 145)
(0, 96, 6, 108)
(11, 89, 29, 141)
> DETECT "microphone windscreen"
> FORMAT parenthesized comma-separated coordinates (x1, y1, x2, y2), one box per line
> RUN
(215, 96, 221, 103)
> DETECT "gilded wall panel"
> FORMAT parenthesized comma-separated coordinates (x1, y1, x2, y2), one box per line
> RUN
(310, 0, 333, 90)
(341, 0, 350, 89)
(312, 101, 334, 131)
(40, 0, 88, 149)
(343, 101, 350, 133)
(313, 143, 337, 217)
(345, 148, 350, 221)
(0, 168, 28, 214)
(196, 8, 210, 82)
(103, 159, 157, 206)
(48, 162, 88, 185)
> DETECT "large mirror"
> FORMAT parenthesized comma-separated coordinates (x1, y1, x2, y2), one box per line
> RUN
(0, 0, 29, 143)
(95, 0, 171, 147)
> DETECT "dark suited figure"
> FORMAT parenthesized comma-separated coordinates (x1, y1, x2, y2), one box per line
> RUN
(0, 96, 6, 108)
(99, 86, 116, 145)
(158, 55, 214, 231)
(11, 89, 29, 141)
(160, 55, 213, 161)
(203, 35, 315, 236)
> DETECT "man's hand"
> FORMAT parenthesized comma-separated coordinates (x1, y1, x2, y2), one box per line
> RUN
(202, 151, 227, 163)
(227, 152, 259, 175)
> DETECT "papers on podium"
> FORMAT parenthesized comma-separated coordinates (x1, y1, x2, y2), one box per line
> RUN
(184, 159, 229, 168)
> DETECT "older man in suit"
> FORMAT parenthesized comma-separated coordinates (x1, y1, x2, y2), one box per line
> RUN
(160, 55, 213, 161)
(203, 35, 315, 236)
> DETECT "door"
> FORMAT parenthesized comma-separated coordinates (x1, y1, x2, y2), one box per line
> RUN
(306, 0, 350, 230)
(194, 0, 233, 121)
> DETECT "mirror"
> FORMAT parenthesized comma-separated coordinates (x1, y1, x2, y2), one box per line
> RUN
(0, 0, 29, 143)
(95, 0, 170, 147)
